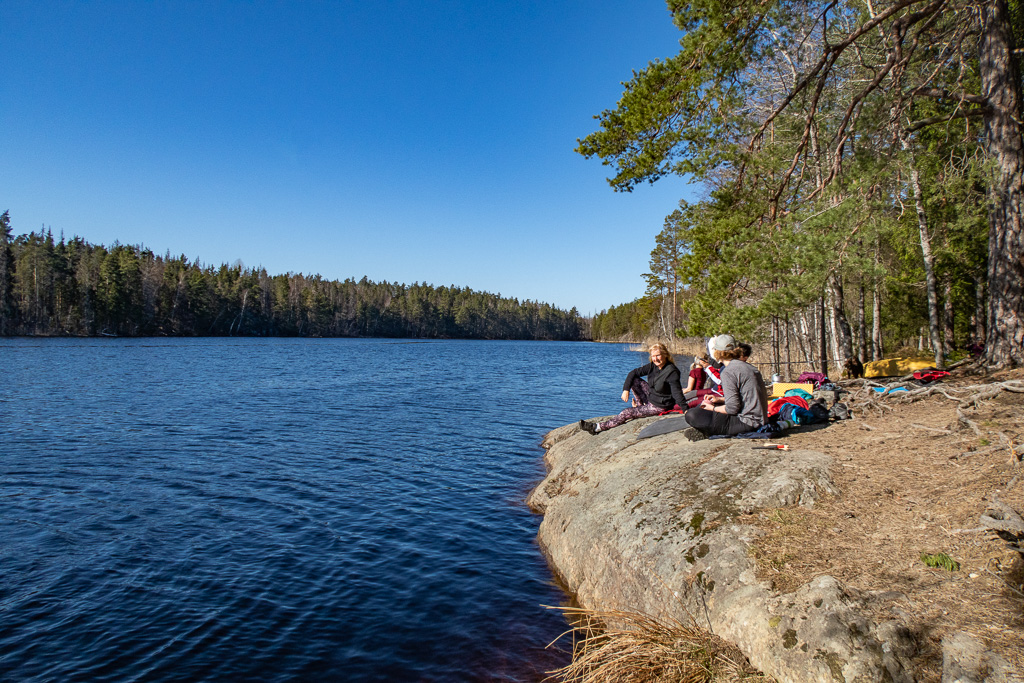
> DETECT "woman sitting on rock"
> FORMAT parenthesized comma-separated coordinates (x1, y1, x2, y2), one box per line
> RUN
(683, 334, 768, 440)
(580, 342, 686, 435)
(685, 354, 710, 393)
(682, 353, 721, 406)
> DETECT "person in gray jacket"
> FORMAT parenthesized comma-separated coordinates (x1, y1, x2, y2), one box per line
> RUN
(683, 334, 768, 439)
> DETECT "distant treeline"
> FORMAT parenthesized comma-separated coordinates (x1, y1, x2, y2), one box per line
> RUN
(0, 215, 586, 340)
(590, 300, 648, 342)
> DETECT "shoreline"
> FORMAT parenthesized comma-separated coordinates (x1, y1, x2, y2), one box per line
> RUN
(528, 374, 1024, 681)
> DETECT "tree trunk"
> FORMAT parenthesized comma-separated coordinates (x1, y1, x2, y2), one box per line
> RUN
(872, 290, 883, 360)
(797, 313, 812, 366)
(857, 278, 867, 362)
(828, 307, 839, 370)
(872, 238, 883, 360)
(671, 267, 678, 333)
(980, 0, 1024, 367)
(975, 280, 986, 342)
(659, 293, 669, 339)
(828, 273, 854, 369)
(901, 131, 945, 369)
(771, 315, 779, 375)
(784, 313, 792, 380)
(943, 279, 955, 356)
(820, 296, 829, 375)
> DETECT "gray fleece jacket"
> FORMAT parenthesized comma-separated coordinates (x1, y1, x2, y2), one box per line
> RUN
(720, 359, 769, 428)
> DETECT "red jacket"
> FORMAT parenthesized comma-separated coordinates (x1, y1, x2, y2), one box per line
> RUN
(767, 396, 809, 417)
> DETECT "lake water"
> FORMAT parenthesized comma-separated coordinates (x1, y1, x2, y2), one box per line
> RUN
(0, 338, 645, 682)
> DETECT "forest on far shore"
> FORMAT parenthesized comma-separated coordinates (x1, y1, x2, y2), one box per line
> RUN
(0, 214, 586, 341)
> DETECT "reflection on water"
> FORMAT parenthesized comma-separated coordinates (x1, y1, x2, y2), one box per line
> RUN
(0, 338, 638, 681)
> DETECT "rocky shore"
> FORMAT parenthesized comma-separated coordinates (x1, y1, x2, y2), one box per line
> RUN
(528, 390, 1023, 682)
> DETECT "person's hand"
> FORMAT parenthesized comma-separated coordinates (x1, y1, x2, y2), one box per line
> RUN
(701, 401, 715, 411)
(621, 390, 630, 403)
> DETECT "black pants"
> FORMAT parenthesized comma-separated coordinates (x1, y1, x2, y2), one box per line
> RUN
(684, 406, 755, 437)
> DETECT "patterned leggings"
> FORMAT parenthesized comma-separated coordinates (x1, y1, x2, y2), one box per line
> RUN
(597, 377, 671, 431)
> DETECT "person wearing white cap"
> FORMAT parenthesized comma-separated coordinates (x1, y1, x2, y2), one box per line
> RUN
(706, 336, 720, 365)
(682, 334, 768, 440)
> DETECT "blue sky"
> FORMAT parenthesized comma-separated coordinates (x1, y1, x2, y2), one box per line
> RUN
(1, 1, 696, 314)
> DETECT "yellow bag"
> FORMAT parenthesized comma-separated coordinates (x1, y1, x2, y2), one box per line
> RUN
(769, 382, 815, 399)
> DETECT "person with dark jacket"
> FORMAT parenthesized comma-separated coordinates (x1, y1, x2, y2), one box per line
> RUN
(580, 343, 686, 434)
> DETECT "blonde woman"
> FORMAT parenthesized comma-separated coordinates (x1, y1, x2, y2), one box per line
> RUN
(685, 354, 711, 393)
(580, 343, 686, 434)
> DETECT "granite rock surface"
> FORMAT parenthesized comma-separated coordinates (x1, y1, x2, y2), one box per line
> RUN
(528, 417, 1018, 682)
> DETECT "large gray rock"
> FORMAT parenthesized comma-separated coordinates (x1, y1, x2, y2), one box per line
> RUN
(528, 417, 917, 682)
(941, 633, 1022, 683)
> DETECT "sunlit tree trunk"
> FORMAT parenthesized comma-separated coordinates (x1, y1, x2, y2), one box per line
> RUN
(828, 273, 853, 370)
(901, 131, 944, 369)
(872, 242, 884, 361)
(980, 0, 1024, 367)
(975, 280, 986, 342)
(857, 278, 867, 362)
(799, 310, 813, 366)
(943, 280, 955, 356)
(784, 313, 792, 380)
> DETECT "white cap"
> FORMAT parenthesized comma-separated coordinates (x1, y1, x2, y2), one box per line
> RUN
(709, 334, 736, 352)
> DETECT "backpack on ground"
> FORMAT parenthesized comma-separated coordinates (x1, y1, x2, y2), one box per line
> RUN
(829, 402, 851, 420)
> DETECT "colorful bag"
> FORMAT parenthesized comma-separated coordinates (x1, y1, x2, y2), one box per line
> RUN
(913, 370, 950, 384)
(796, 371, 828, 387)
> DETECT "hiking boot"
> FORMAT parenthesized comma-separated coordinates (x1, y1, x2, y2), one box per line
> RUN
(579, 420, 598, 435)
(681, 427, 707, 442)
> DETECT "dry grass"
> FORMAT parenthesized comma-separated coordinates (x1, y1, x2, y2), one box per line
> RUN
(543, 369, 1023, 681)
(545, 607, 773, 683)
(746, 368, 1024, 680)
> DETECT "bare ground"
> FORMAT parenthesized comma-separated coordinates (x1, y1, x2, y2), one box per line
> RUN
(746, 368, 1024, 681)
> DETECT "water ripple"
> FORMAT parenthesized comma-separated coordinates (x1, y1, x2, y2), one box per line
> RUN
(0, 338, 642, 681)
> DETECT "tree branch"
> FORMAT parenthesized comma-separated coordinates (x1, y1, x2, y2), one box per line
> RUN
(904, 109, 989, 133)
(911, 87, 988, 104)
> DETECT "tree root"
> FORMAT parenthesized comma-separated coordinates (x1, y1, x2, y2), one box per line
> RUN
(910, 423, 953, 434)
(851, 399, 893, 417)
(997, 432, 1021, 464)
(841, 378, 1024, 459)
(957, 408, 984, 438)
(980, 492, 1024, 559)
(981, 494, 1024, 536)
(955, 444, 1004, 460)
(842, 381, 897, 417)
(945, 358, 975, 371)
(870, 380, 1024, 409)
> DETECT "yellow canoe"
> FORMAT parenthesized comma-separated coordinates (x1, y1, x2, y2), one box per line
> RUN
(863, 357, 936, 378)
